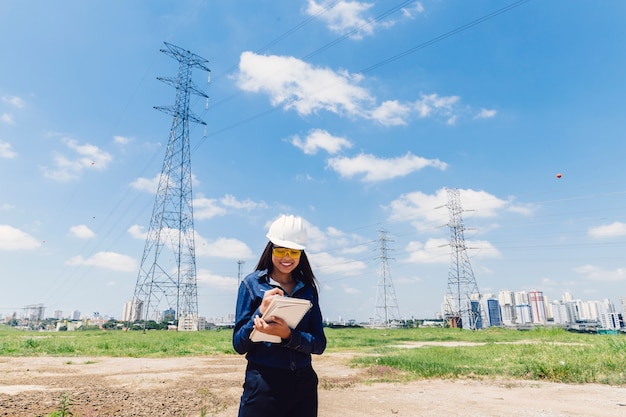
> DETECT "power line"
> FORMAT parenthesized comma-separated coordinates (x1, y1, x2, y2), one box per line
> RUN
(359, 0, 531, 74)
(194, 0, 532, 147)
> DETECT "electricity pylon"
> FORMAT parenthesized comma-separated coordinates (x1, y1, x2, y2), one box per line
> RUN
(444, 188, 484, 330)
(131, 42, 210, 331)
(374, 229, 401, 327)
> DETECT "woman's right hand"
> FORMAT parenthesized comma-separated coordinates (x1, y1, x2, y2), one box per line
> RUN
(259, 287, 284, 315)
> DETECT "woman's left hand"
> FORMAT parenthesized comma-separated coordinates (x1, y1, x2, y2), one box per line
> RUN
(253, 315, 292, 340)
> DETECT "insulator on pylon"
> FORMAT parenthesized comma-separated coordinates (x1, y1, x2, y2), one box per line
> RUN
(205, 98, 209, 109)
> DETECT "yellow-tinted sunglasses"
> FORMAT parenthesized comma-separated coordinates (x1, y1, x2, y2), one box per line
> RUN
(272, 246, 302, 259)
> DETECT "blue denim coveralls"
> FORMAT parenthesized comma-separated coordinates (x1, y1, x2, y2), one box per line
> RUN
(233, 269, 326, 417)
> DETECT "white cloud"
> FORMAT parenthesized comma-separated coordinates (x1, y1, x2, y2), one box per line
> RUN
(236, 53, 473, 126)
(195, 236, 254, 259)
(194, 194, 266, 220)
(299, 221, 356, 254)
(369, 100, 411, 126)
(507, 202, 535, 216)
(128, 209, 260, 260)
(405, 237, 500, 265)
(130, 173, 200, 195)
(127, 224, 146, 240)
(197, 268, 238, 291)
(194, 197, 228, 219)
(574, 264, 626, 282)
(343, 286, 361, 294)
(1, 113, 13, 124)
(2, 95, 25, 108)
(306, 1, 425, 39)
(113, 135, 131, 145)
(474, 108, 497, 119)
(0, 141, 17, 158)
(130, 174, 162, 193)
(401, 2, 425, 19)
(65, 251, 137, 272)
(219, 194, 267, 211)
(290, 129, 352, 155)
(339, 244, 369, 255)
(128, 226, 251, 259)
(467, 239, 501, 258)
(0, 225, 41, 250)
(309, 251, 368, 276)
(306, 0, 375, 39)
(405, 238, 449, 264)
(327, 152, 447, 182)
(588, 221, 626, 239)
(236, 51, 373, 118)
(69, 224, 95, 239)
(414, 93, 460, 119)
(387, 188, 514, 227)
(43, 138, 112, 181)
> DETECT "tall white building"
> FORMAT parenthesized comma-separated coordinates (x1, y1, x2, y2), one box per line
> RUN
(528, 291, 547, 324)
(515, 304, 532, 324)
(498, 290, 516, 326)
(599, 312, 620, 329)
(550, 301, 568, 325)
(564, 301, 580, 323)
(576, 300, 594, 321)
(122, 300, 143, 323)
(514, 291, 528, 306)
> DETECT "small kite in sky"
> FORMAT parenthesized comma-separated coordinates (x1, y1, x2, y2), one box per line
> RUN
(556, 173, 562, 178)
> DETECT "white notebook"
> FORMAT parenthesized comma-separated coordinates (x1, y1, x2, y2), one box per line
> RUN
(250, 296, 312, 343)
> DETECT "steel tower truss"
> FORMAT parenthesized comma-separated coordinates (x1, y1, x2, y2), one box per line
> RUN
(444, 188, 485, 330)
(374, 229, 401, 327)
(132, 42, 210, 331)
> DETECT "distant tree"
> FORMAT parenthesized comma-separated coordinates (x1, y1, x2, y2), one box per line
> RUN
(102, 319, 118, 330)
(145, 320, 160, 330)
(78, 325, 101, 331)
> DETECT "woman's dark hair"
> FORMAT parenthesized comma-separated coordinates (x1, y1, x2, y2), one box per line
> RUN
(255, 241, 319, 293)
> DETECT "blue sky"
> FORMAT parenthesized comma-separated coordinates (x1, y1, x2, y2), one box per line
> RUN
(2, 0, 626, 323)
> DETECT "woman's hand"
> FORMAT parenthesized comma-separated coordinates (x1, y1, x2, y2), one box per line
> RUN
(253, 315, 292, 341)
(259, 287, 283, 315)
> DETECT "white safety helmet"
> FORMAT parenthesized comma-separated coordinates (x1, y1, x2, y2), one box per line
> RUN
(266, 214, 307, 250)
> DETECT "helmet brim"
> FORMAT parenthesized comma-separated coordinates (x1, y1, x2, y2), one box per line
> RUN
(267, 237, 306, 250)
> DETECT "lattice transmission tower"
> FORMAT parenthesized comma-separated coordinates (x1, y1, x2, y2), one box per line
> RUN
(444, 188, 485, 330)
(131, 42, 210, 331)
(373, 229, 401, 327)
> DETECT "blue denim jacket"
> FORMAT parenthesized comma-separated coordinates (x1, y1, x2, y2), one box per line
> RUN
(232, 269, 326, 371)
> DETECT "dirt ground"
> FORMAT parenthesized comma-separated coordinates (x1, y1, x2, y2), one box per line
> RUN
(1, 349, 626, 417)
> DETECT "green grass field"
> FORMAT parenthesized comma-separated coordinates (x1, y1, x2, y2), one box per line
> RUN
(1, 325, 625, 385)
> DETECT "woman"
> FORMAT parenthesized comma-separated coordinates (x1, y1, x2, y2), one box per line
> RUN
(233, 214, 326, 417)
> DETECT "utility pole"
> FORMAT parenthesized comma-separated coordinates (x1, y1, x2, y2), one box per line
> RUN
(374, 229, 401, 327)
(237, 260, 245, 286)
(131, 42, 210, 332)
(444, 188, 484, 330)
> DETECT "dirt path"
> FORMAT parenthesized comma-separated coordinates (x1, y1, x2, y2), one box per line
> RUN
(1, 353, 625, 417)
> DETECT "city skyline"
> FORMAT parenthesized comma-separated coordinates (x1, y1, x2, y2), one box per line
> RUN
(7, 286, 624, 328)
(3, 1, 626, 323)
